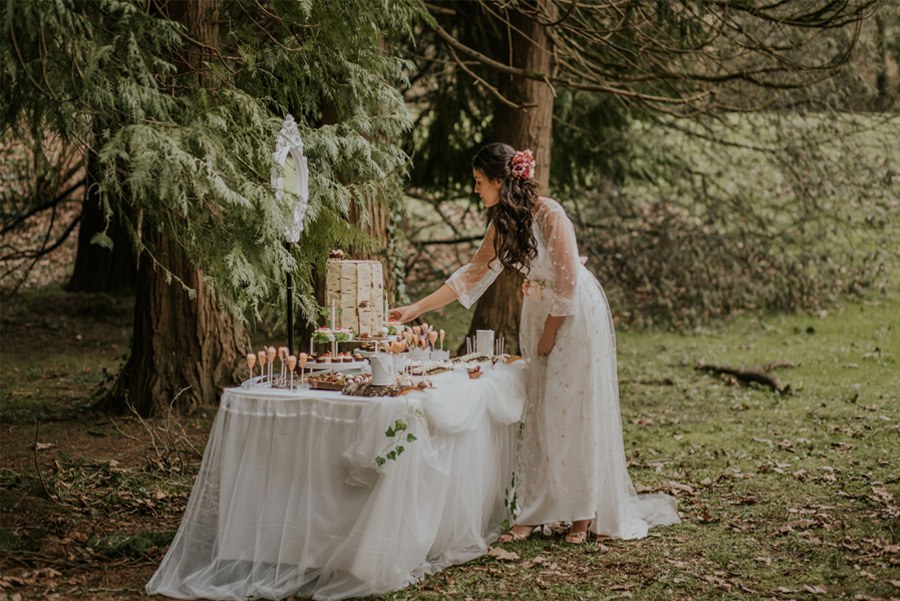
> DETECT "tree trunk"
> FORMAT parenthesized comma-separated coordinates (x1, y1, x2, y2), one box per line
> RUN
(102, 0, 248, 416)
(464, 3, 556, 354)
(105, 231, 248, 415)
(67, 146, 136, 292)
(348, 199, 393, 297)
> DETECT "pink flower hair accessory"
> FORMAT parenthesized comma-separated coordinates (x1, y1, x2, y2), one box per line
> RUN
(509, 149, 535, 180)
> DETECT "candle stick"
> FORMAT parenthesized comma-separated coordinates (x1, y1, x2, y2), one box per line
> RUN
(439, 329, 445, 351)
(309, 337, 314, 355)
(331, 299, 336, 330)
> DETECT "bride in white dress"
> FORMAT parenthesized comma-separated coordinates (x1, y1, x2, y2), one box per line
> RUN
(390, 143, 679, 543)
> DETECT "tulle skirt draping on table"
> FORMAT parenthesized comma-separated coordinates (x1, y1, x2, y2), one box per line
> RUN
(146, 363, 526, 600)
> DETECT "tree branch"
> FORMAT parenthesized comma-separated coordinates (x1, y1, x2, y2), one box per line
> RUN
(0, 178, 86, 236)
(696, 362, 793, 394)
(411, 234, 483, 247)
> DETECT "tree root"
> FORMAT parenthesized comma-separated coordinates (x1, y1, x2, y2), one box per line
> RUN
(696, 361, 796, 395)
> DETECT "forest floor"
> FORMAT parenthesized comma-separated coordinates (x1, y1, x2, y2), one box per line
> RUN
(1, 280, 898, 601)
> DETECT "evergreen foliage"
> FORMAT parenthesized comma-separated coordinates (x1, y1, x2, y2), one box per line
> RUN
(2, 0, 421, 322)
(572, 112, 899, 327)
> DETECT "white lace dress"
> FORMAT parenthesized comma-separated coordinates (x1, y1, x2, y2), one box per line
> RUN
(446, 198, 680, 538)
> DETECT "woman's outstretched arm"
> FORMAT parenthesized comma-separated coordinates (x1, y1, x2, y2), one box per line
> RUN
(389, 285, 458, 323)
(390, 224, 503, 323)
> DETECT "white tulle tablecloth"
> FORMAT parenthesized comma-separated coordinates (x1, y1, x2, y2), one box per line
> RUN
(147, 361, 527, 600)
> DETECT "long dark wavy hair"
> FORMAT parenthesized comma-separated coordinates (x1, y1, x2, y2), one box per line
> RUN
(472, 143, 539, 273)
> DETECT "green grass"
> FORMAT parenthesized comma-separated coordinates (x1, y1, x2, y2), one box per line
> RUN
(0, 288, 132, 421)
(1, 280, 898, 600)
(378, 278, 900, 600)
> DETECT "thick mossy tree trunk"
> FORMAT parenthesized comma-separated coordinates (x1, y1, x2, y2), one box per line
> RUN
(465, 3, 555, 355)
(67, 145, 136, 292)
(103, 0, 248, 416)
(106, 231, 248, 415)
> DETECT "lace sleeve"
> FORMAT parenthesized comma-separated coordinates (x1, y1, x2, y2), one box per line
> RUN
(536, 201, 579, 317)
(446, 224, 504, 309)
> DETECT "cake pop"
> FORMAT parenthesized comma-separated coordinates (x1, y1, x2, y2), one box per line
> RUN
(257, 350, 266, 380)
(287, 355, 297, 389)
(246, 353, 257, 382)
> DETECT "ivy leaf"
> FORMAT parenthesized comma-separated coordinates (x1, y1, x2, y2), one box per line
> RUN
(396, 445, 405, 455)
(387, 450, 397, 460)
(394, 420, 407, 432)
(385, 427, 395, 437)
(375, 456, 385, 467)
(406, 433, 417, 442)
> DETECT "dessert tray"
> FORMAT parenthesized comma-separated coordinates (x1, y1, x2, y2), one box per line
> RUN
(305, 372, 430, 397)
(353, 334, 401, 345)
(342, 381, 424, 397)
(307, 360, 368, 372)
(307, 371, 370, 391)
(305, 351, 368, 372)
(453, 353, 523, 365)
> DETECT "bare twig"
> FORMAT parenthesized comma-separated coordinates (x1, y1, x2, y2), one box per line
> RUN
(32, 420, 63, 506)
(126, 401, 165, 467)
(412, 234, 484, 247)
(0, 177, 85, 236)
(108, 417, 142, 443)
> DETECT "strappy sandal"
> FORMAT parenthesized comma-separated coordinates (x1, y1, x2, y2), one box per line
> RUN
(564, 521, 593, 544)
(498, 525, 535, 543)
(564, 530, 589, 544)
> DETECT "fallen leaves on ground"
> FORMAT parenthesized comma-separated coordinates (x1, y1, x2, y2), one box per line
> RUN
(487, 546, 520, 562)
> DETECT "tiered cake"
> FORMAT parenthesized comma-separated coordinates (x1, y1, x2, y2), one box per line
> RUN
(325, 258, 386, 337)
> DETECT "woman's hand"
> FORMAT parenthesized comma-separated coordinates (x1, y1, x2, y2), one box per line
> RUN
(537, 328, 557, 357)
(537, 315, 566, 357)
(388, 304, 422, 324)
(388, 285, 458, 325)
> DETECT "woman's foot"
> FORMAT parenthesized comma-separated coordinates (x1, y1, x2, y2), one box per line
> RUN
(564, 530, 588, 544)
(564, 519, 592, 544)
(498, 524, 535, 543)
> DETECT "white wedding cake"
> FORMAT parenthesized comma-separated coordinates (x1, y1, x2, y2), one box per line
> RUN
(325, 257, 386, 337)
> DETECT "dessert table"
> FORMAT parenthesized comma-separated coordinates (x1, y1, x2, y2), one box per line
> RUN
(147, 360, 527, 601)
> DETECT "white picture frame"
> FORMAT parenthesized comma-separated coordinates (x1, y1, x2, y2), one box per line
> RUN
(271, 114, 309, 243)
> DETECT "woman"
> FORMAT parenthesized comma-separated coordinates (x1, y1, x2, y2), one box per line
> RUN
(390, 143, 679, 543)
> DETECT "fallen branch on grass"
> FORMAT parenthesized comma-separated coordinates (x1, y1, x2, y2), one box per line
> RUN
(125, 392, 203, 474)
(695, 362, 796, 395)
